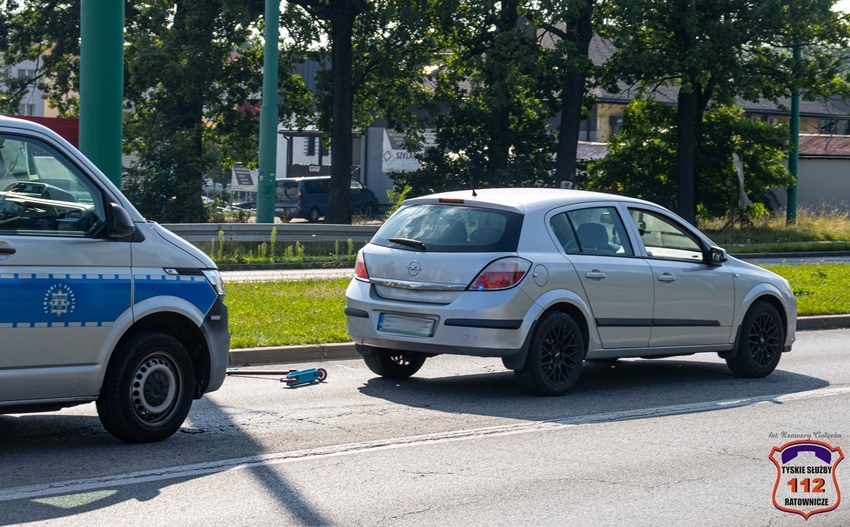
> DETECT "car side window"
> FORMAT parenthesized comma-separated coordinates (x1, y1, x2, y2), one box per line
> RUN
(550, 206, 633, 256)
(629, 208, 703, 262)
(0, 134, 105, 237)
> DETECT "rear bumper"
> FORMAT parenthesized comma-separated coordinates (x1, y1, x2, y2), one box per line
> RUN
(345, 279, 534, 358)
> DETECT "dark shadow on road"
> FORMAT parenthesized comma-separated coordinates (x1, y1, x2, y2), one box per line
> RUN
(357, 358, 829, 424)
(0, 394, 327, 526)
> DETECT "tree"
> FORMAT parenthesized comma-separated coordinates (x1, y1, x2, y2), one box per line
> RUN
(289, 0, 439, 223)
(397, 0, 557, 197)
(2, 0, 314, 223)
(533, 0, 597, 187)
(289, 0, 369, 224)
(0, 0, 80, 116)
(600, 0, 850, 224)
(587, 99, 793, 219)
(122, 1, 269, 222)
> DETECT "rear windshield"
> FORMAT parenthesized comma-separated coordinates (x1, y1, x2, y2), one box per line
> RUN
(373, 203, 522, 252)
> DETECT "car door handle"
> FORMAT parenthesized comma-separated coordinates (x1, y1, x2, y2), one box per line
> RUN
(657, 273, 676, 283)
(0, 247, 15, 255)
(585, 270, 606, 280)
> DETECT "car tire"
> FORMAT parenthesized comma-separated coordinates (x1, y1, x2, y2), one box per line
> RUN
(96, 332, 195, 443)
(308, 208, 321, 223)
(515, 312, 585, 396)
(726, 301, 784, 378)
(362, 347, 426, 379)
(363, 202, 376, 219)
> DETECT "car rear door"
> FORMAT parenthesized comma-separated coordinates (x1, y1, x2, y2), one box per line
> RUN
(552, 205, 654, 348)
(0, 131, 132, 402)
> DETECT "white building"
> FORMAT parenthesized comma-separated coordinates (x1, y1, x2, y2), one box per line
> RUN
(0, 59, 48, 117)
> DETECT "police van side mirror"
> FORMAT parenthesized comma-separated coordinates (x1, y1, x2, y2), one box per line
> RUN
(107, 203, 136, 239)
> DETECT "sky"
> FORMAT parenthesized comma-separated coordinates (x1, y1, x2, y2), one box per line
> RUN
(835, 0, 850, 11)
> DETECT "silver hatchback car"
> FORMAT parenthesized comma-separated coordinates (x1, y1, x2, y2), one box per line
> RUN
(345, 188, 797, 395)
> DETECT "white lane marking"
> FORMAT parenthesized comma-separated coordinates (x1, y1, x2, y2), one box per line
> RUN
(2, 385, 849, 502)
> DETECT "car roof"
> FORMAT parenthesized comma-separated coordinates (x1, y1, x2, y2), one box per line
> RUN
(0, 114, 49, 133)
(403, 187, 656, 213)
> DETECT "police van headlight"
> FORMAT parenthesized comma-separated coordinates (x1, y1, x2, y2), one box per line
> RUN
(202, 269, 226, 296)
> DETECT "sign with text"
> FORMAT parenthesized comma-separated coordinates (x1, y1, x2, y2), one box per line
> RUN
(770, 439, 844, 519)
(381, 129, 435, 173)
(230, 163, 257, 191)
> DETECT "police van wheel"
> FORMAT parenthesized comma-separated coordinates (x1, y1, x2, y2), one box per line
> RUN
(97, 332, 195, 443)
(308, 207, 321, 223)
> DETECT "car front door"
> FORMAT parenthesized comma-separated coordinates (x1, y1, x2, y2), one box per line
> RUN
(552, 206, 654, 349)
(626, 207, 735, 347)
(0, 132, 132, 402)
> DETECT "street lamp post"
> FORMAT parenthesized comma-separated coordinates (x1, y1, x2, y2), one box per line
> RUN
(79, 0, 124, 187)
(256, 0, 280, 224)
(786, 42, 801, 225)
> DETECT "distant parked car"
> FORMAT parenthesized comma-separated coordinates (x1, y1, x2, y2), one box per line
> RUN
(275, 176, 379, 223)
(345, 188, 797, 395)
(221, 201, 256, 212)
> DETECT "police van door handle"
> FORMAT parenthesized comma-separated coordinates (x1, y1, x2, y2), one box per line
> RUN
(0, 247, 15, 255)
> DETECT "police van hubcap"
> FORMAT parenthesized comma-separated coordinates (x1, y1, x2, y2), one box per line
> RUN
(132, 356, 178, 421)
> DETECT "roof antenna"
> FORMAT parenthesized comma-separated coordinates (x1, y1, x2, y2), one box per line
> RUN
(470, 176, 477, 197)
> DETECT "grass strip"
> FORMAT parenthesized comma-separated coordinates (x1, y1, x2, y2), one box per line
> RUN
(764, 264, 850, 316)
(226, 277, 350, 348)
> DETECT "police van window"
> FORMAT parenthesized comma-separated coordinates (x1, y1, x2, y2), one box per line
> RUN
(0, 134, 106, 237)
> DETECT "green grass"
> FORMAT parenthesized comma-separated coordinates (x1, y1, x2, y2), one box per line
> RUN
(226, 278, 350, 348)
(764, 264, 850, 316)
(224, 263, 850, 348)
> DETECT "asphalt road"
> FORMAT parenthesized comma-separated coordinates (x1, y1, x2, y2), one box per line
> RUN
(2, 328, 848, 526)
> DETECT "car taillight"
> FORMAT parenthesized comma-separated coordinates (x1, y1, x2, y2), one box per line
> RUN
(468, 257, 530, 291)
(354, 250, 370, 281)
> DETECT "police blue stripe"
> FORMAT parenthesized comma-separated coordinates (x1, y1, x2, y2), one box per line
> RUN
(0, 273, 130, 326)
(0, 271, 217, 326)
(133, 274, 217, 317)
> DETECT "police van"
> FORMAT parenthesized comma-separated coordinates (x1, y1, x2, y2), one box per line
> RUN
(0, 116, 229, 443)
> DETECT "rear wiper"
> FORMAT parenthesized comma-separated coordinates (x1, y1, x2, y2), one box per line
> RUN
(388, 237, 427, 251)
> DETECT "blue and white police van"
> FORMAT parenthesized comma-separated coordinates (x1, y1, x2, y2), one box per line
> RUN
(0, 116, 229, 443)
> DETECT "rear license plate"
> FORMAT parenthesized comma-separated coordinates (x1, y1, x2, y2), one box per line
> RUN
(377, 313, 436, 337)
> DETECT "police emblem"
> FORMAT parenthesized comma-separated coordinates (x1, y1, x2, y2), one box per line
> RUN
(770, 439, 844, 519)
(43, 283, 76, 317)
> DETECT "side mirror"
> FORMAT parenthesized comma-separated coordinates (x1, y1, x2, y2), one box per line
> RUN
(107, 203, 136, 239)
(707, 245, 728, 265)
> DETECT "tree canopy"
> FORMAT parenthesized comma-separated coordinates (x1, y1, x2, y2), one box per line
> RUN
(598, 0, 850, 223)
(2, 0, 850, 223)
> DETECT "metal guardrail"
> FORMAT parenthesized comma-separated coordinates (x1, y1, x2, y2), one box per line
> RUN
(162, 223, 380, 243)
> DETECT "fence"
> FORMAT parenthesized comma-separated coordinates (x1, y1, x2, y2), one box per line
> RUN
(162, 223, 380, 243)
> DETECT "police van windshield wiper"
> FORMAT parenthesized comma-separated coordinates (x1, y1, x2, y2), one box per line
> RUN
(388, 237, 427, 251)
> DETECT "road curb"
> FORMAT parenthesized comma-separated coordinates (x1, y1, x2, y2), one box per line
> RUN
(795, 314, 850, 330)
(229, 342, 358, 365)
(228, 315, 847, 365)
